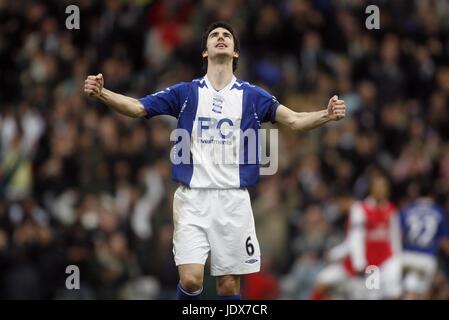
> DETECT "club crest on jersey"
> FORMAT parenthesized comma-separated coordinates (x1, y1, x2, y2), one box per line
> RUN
(212, 96, 223, 114)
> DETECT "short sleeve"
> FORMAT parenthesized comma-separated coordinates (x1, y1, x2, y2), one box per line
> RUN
(254, 86, 280, 123)
(139, 82, 187, 119)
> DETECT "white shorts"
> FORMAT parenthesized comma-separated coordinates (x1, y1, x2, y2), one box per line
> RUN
(379, 256, 402, 299)
(172, 185, 261, 276)
(402, 251, 437, 294)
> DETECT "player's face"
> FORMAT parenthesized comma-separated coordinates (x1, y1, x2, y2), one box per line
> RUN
(202, 27, 239, 61)
(370, 176, 390, 202)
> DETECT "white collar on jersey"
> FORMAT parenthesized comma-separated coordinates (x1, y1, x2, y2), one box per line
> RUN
(204, 74, 237, 93)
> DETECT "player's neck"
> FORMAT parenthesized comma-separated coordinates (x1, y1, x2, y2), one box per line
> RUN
(206, 63, 234, 91)
(417, 196, 432, 203)
(367, 196, 389, 206)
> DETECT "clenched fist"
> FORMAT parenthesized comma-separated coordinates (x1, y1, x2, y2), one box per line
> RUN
(327, 95, 346, 121)
(84, 73, 104, 98)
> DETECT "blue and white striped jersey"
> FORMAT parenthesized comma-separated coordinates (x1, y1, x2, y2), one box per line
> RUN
(139, 75, 280, 188)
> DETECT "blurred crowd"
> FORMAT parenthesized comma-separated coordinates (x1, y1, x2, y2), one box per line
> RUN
(1, 0, 449, 299)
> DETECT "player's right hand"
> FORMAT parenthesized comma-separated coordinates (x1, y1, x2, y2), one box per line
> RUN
(84, 73, 104, 98)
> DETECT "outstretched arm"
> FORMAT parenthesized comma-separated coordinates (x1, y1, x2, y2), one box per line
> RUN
(84, 73, 147, 118)
(275, 95, 346, 131)
(348, 202, 367, 273)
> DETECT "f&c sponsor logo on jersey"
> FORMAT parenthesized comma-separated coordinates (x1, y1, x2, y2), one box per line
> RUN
(170, 127, 279, 175)
(197, 116, 237, 140)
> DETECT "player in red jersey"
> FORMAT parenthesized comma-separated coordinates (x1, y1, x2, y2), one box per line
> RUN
(312, 175, 402, 299)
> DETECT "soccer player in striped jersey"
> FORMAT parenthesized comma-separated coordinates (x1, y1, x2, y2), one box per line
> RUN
(84, 21, 346, 300)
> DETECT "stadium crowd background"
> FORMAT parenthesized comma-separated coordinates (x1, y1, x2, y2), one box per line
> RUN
(1, 0, 449, 299)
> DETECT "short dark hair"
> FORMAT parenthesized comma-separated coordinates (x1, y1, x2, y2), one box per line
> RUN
(201, 21, 240, 72)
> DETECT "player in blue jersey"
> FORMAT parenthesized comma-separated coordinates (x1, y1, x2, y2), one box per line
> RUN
(84, 21, 346, 300)
(400, 179, 449, 299)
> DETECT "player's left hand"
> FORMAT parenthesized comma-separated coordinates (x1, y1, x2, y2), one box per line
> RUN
(327, 95, 346, 121)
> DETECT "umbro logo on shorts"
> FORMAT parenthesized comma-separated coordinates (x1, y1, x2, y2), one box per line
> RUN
(245, 258, 259, 264)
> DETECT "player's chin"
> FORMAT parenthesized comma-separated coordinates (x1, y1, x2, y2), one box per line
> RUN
(211, 49, 234, 58)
